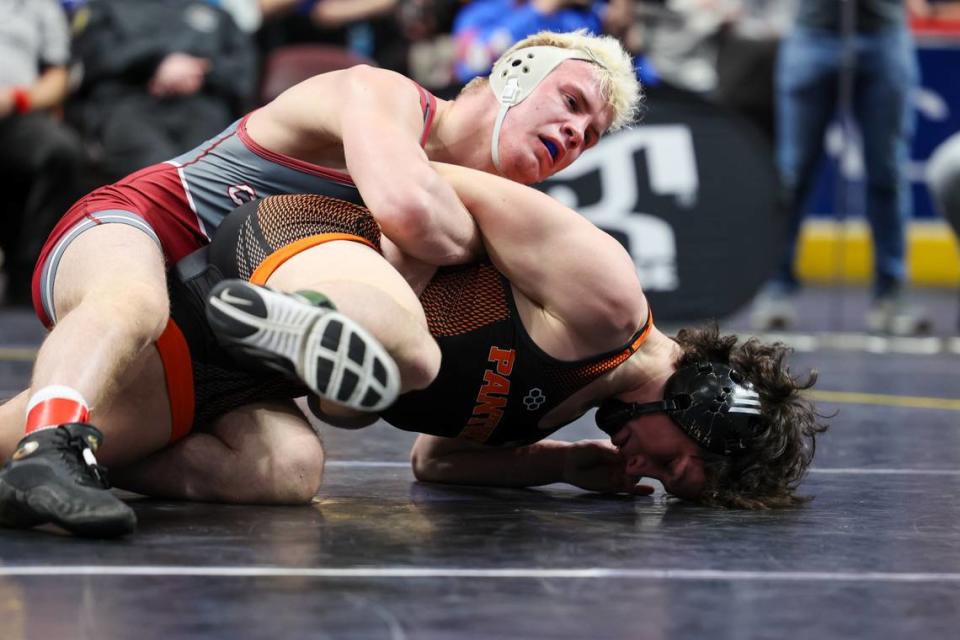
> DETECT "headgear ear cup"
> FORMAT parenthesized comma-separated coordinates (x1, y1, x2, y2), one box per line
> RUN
(664, 362, 762, 454)
(595, 362, 763, 455)
(488, 46, 599, 172)
(595, 399, 638, 436)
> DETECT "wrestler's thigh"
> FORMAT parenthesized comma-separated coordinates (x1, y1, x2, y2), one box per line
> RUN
(266, 240, 427, 325)
(0, 347, 172, 464)
(52, 223, 167, 320)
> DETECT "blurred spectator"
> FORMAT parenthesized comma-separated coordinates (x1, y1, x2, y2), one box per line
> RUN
(601, 0, 636, 39)
(401, 0, 465, 93)
(396, 0, 465, 42)
(751, 0, 933, 335)
(452, 1, 618, 84)
(60, 0, 87, 16)
(631, 1, 794, 141)
(257, 1, 412, 72)
(712, 0, 795, 143)
(912, 0, 960, 18)
(260, 0, 397, 26)
(0, 0, 88, 306)
(633, 0, 741, 93)
(220, 0, 265, 33)
(69, 0, 257, 181)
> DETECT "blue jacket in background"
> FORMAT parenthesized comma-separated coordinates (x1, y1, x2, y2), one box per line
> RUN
(452, 0, 604, 83)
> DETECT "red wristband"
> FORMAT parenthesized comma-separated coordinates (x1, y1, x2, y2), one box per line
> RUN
(11, 87, 31, 114)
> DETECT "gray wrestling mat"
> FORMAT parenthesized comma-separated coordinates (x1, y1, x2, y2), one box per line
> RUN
(1, 286, 959, 639)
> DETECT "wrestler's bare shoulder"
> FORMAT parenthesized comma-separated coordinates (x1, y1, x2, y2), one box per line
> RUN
(245, 67, 427, 167)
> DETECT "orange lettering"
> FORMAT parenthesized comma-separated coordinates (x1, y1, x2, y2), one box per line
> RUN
(473, 396, 507, 416)
(480, 369, 510, 395)
(488, 347, 516, 376)
(460, 346, 516, 442)
(467, 413, 501, 428)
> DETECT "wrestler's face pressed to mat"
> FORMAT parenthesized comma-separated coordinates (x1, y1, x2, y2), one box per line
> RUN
(497, 61, 614, 183)
(611, 414, 707, 501)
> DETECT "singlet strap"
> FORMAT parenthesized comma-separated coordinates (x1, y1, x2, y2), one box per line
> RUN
(627, 306, 655, 353)
(413, 82, 437, 148)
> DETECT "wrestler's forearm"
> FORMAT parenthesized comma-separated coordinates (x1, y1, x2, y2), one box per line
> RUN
(411, 435, 573, 488)
(376, 167, 484, 265)
(430, 161, 582, 282)
(352, 163, 483, 265)
(338, 68, 484, 265)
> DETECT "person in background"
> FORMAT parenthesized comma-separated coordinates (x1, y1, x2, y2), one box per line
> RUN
(68, 0, 258, 181)
(257, 0, 409, 72)
(751, 0, 934, 335)
(712, 0, 795, 145)
(0, 0, 88, 306)
(452, 1, 633, 84)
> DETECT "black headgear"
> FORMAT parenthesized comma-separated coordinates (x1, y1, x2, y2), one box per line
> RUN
(595, 362, 763, 456)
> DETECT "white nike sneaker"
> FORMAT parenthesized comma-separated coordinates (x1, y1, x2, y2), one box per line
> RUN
(206, 279, 400, 413)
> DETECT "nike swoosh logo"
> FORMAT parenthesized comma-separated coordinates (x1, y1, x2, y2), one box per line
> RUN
(217, 289, 253, 307)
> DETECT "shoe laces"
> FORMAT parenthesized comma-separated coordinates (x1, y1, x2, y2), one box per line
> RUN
(60, 427, 111, 489)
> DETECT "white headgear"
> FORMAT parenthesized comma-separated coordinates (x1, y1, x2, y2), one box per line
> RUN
(488, 46, 597, 173)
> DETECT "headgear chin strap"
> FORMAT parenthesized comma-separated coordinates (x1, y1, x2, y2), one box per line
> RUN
(488, 46, 598, 173)
(595, 362, 763, 456)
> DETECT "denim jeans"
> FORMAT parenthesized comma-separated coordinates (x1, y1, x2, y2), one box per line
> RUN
(773, 25, 919, 298)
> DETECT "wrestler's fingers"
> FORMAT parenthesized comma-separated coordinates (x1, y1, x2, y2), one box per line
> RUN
(629, 482, 655, 496)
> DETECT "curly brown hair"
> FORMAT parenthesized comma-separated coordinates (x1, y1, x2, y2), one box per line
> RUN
(673, 324, 829, 509)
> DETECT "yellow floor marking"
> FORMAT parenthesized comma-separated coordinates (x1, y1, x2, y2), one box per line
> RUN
(810, 389, 960, 411)
(0, 347, 37, 362)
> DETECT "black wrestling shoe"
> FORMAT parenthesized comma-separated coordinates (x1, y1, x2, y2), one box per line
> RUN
(0, 423, 136, 537)
(206, 279, 400, 412)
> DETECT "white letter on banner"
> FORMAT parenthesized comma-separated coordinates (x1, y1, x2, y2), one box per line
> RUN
(545, 126, 699, 291)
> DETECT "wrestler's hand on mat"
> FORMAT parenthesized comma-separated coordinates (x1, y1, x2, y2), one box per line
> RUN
(562, 440, 654, 495)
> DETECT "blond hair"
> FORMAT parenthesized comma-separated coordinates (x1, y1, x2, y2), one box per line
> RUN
(463, 30, 642, 132)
